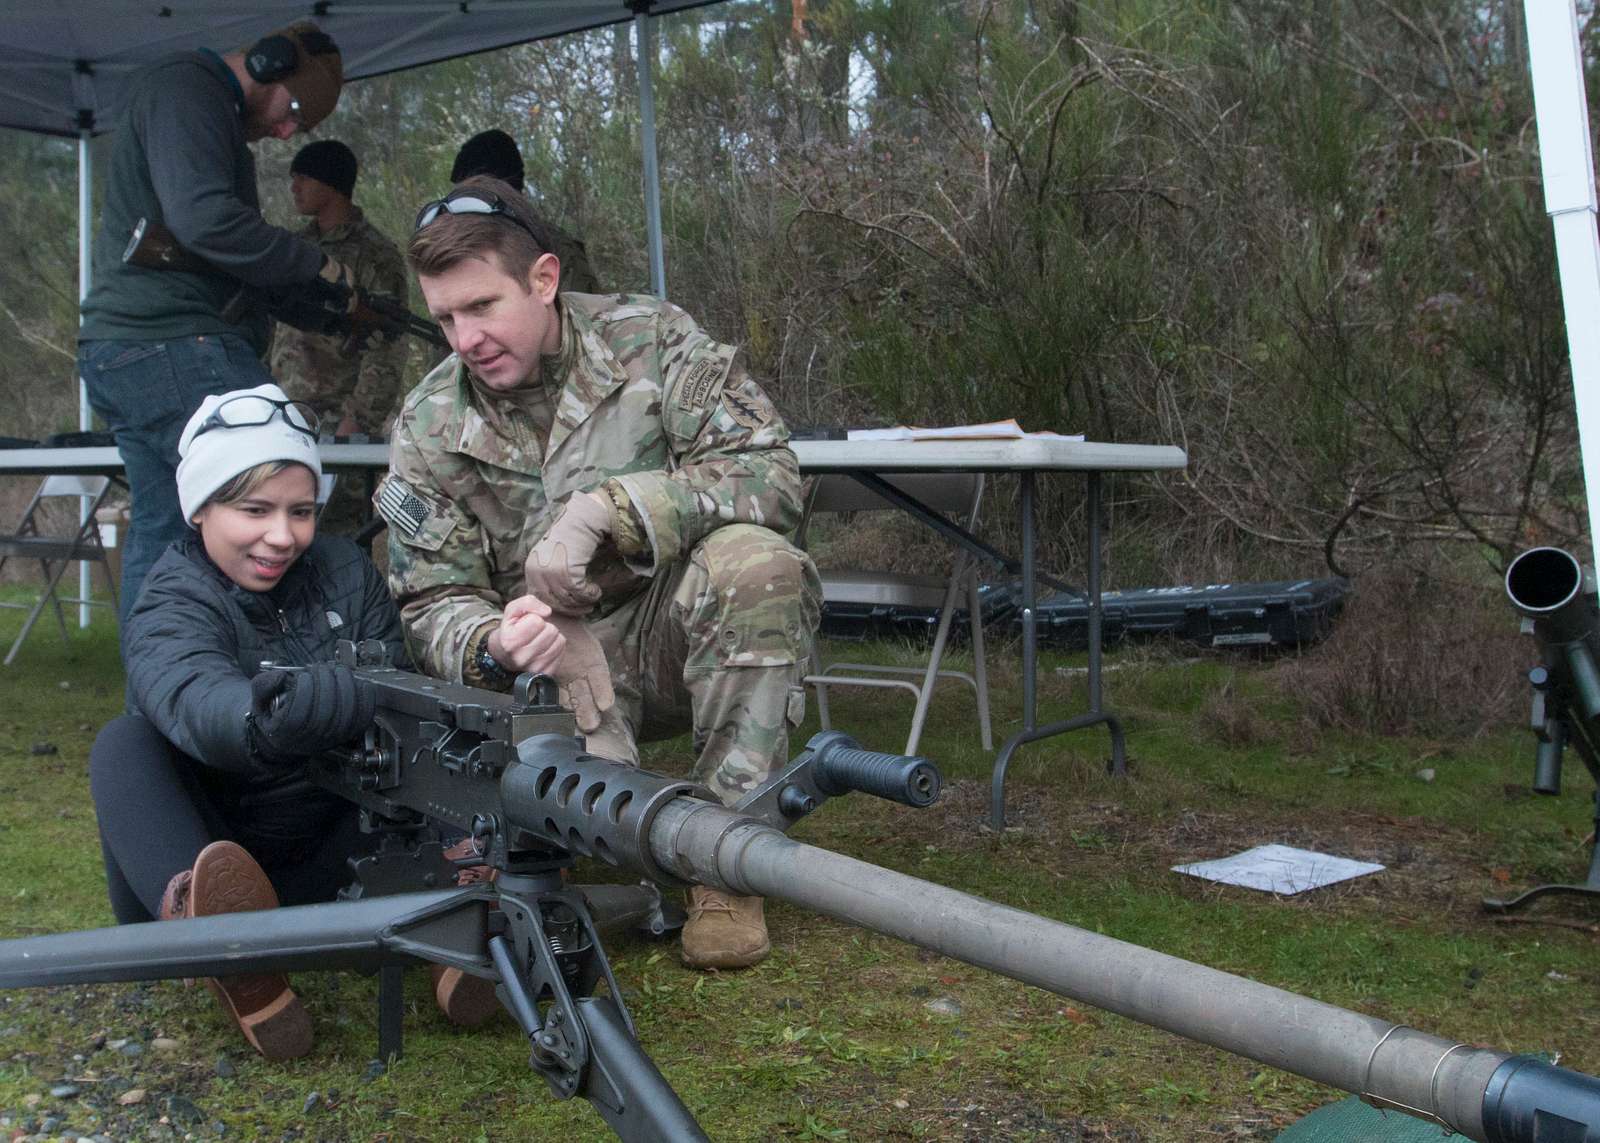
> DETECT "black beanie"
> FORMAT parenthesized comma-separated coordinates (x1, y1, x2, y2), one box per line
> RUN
(290, 139, 358, 199)
(452, 129, 525, 192)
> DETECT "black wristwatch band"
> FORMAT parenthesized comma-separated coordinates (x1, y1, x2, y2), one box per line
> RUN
(474, 633, 513, 687)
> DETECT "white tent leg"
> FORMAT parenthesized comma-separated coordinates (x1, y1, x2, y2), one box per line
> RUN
(78, 129, 93, 628)
(635, 9, 666, 299)
(1526, 3, 1600, 570)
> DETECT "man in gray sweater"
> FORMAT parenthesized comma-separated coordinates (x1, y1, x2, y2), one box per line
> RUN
(78, 22, 353, 619)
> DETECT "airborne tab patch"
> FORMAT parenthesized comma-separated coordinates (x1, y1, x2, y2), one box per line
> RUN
(676, 356, 727, 413)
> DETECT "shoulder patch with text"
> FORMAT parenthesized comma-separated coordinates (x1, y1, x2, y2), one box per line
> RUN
(676, 356, 727, 413)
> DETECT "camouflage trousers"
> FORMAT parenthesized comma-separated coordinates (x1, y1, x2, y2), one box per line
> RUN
(577, 524, 821, 805)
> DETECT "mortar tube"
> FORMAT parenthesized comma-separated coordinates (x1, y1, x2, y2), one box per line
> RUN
(647, 798, 1518, 1141)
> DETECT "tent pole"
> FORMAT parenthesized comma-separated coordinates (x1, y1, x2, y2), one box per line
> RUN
(1526, 3, 1600, 571)
(78, 128, 93, 628)
(635, 8, 666, 299)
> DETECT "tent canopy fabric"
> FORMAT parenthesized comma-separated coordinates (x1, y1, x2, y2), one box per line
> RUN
(0, 0, 721, 138)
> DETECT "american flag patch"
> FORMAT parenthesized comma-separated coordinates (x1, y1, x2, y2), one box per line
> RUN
(376, 478, 431, 539)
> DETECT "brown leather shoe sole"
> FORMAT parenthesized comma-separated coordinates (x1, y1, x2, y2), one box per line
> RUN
(188, 842, 312, 1061)
(431, 964, 502, 1027)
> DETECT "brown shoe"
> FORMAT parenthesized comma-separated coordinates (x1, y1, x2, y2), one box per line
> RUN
(431, 963, 501, 1027)
(681, 886, 770, 970)
(442, 836, 496, 886)
(164, 842, 313, 1061)
(430, 837, 501, 1026)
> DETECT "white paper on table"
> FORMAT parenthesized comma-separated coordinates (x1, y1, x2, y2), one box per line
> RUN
(846, 419, 1084, 442)
(1172, 844, 1384, 895)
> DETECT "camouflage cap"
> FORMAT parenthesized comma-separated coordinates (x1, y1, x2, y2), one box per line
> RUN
(276, 23, 343, 131)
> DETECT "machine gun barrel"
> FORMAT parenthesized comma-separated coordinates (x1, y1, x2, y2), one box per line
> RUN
(484, 741, 1600, 1143)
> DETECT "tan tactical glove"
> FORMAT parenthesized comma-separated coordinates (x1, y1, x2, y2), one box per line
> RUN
(525, 490, 613, 615)
(316, 255, 359, 313)
(546, 613, 616, 734)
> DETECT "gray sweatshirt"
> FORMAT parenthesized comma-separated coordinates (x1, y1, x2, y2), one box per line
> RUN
(79, 50, 323, 354)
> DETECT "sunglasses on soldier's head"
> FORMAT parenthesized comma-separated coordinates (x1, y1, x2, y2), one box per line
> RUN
(413, 191, 545, 249)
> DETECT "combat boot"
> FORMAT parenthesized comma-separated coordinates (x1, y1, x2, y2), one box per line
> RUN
(681, 886, 770, 970)
(160, 841, 312, 1061)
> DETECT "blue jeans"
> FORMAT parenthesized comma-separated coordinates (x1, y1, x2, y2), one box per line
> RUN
(79, 335, 275, 622)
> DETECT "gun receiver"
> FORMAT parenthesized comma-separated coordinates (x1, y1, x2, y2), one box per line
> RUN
(0, 641, 1595, 1141)
(123, 217, 448, 349)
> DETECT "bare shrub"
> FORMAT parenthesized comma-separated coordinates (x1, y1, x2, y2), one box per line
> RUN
(1199, 672, 1275, 749)
(1274, 560, 1527, 737)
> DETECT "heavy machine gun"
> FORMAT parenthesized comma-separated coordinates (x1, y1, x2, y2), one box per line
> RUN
(1489, 546, 1600, 913)
(1, 642, 1596, 1141)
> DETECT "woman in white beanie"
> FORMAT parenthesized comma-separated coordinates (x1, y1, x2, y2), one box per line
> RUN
(87, 383, 406, 1061)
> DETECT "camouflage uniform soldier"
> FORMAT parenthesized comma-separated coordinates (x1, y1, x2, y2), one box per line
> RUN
(270, 140, 409, 530)
(450, 129, 601, 294)
(378, 178, 819, 975)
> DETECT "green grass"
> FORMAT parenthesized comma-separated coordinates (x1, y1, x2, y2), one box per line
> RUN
(1, 604, 1597, 1140)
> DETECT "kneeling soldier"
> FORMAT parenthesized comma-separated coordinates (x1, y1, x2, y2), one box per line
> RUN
(379, 176, 820, 979)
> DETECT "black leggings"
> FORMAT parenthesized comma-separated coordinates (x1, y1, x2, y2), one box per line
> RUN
(90, 714, 368, 924)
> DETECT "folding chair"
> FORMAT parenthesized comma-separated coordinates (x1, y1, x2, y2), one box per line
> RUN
(798, 473, 993, 757)
(0, 475, 120, 665)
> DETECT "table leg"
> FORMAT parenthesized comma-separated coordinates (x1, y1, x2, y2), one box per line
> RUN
(1086, 473, 1127, 777)
(1021, 471, 1037, 732)
(990, 471, 1127, 830)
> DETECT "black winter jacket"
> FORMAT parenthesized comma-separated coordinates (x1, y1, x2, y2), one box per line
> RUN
(122, 532, 406, 785)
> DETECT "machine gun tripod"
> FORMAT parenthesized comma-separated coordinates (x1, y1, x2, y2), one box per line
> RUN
(0, 642, 941, 1141)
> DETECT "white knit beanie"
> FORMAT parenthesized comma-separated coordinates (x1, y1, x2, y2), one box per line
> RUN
(177, 384, 323, 524)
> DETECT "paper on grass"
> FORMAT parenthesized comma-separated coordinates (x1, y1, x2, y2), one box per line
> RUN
(1172, 844, 1384, 896)
(847, 419, 1085, 443)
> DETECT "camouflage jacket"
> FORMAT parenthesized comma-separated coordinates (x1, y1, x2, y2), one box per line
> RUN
(378, 292, 803, 682)
(269, 207, 409, 431)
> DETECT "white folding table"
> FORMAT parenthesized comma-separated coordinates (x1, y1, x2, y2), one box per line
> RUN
(1, 437, 1187, 826)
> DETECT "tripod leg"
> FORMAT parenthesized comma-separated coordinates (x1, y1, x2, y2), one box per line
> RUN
(378, 964, 405, 1062)
(578, 995, 708, 1142)
(487, 888, 710, 1141)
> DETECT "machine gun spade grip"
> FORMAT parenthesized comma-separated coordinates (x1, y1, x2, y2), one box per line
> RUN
(806, 730, 941, 807)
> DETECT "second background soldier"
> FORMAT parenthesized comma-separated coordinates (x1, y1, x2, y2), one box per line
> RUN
(271, 140, 410, 532)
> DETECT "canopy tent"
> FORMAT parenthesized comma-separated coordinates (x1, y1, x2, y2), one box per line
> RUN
(0, 0, 723, 620)
(1526, 4, 1600, 571)
(0, 1, 719, 136)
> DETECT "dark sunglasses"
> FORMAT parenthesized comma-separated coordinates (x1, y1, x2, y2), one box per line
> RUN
(194, 394, 320, 441)
(413, 191, 545, 249)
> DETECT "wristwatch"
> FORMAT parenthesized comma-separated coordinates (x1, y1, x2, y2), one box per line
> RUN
(473, 632, 513, 688)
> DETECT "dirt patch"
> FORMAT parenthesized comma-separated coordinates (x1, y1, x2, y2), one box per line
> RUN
(886, 778, 1521, 930)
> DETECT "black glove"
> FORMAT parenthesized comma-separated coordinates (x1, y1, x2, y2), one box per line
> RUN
(249, 663, 376, 763)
